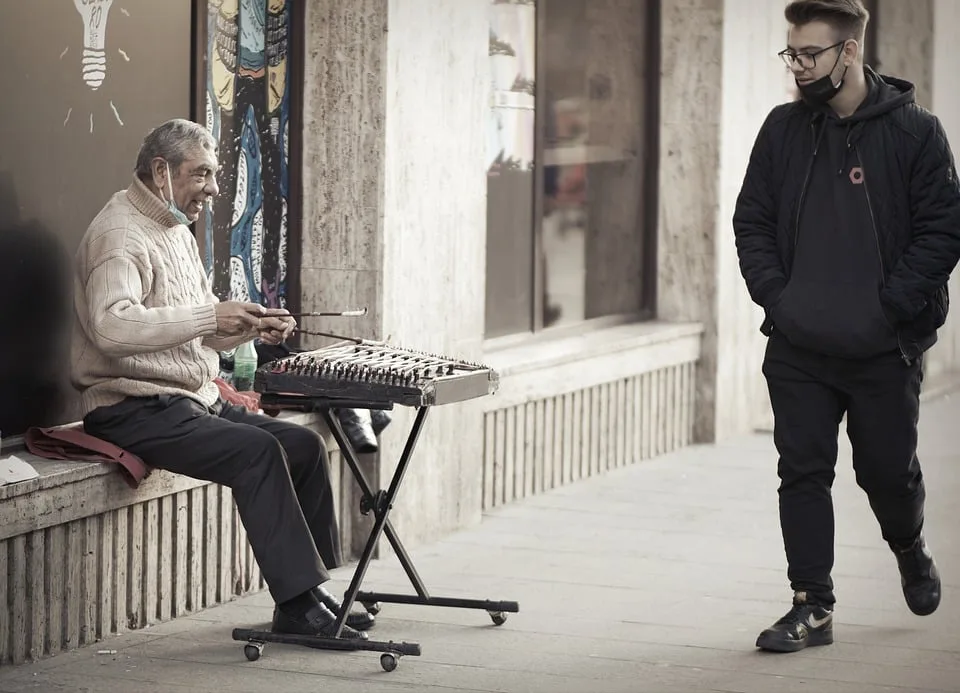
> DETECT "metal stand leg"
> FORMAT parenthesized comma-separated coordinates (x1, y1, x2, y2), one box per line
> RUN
(233, 396, 424, 671)
(322, 406, 432, 634)
(322, 408, 520, 626)
(235, 396, 519, 670)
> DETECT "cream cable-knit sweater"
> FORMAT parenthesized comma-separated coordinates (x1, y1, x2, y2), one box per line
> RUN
(72, 176, 244, 416)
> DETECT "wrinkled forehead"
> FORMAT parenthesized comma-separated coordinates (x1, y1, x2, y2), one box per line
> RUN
(786, 20, 840, 52)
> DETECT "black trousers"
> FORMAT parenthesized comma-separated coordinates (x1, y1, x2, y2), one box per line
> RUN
(762, 332, 925, 606)
(83, 394, 341, 604)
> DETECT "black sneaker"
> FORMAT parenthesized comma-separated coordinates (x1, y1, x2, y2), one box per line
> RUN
(891, 535, 941, 616)
(756, 592, 834, 653)
(272, 601, 368, 640)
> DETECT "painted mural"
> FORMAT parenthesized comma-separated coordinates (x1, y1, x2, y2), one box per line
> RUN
(203, 0, 291, 308)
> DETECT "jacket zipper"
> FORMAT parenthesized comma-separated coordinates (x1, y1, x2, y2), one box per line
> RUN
(793, 121, 824, 249)
(855, 143, 910, 365)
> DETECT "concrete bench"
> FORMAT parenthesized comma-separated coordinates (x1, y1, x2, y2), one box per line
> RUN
(0, 412, 373, 665)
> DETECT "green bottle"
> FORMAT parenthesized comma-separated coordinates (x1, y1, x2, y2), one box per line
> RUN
(233, 339, 259, 392)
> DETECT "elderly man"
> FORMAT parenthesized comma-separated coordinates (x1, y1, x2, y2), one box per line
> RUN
(72, 118, 374, 638)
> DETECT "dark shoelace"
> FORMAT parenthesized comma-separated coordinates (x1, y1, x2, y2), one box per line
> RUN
(776, 603, 829, 626)
(775, 604, 810, 626)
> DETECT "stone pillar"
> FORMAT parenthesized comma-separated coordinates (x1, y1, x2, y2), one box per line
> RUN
(873, 0, 960, 387)
(299, 0, 389, 558)
(377, 0, 490, 545)
(299, 0, 388, 342)
(714, 0, 793, 439)
(300, 0, 489, 550)
(657, 0, 724, 443)
(875, 0, 933, 108)
(926, 0, 960, 383)
(659, 0, 795, 441)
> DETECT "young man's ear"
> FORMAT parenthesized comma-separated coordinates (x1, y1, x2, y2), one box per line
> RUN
(844, 39, 860, 67)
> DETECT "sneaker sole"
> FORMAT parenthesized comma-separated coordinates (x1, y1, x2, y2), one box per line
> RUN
(906, 596, 941, 616)
(756, 628, 833, 653)
(904, 572, 941, 616)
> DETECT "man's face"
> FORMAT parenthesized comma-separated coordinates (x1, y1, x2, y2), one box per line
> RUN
(785, 21, 850, 86)
(159, 147, 220, 223)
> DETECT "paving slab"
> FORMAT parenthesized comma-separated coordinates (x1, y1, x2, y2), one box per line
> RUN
(1, 395, 959, 692)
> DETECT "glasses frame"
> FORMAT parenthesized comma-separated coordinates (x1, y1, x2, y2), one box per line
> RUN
(778, 40, 846, 70)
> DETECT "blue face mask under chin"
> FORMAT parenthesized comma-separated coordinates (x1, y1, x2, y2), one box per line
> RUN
(164, 162, 192, 226)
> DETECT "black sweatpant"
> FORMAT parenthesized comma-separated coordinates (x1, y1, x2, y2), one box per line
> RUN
(83, 394, 341, 604)
(762, 332, 925, 606)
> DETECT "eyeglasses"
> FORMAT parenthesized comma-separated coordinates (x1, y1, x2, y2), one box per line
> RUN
(778, 40, 846, 70)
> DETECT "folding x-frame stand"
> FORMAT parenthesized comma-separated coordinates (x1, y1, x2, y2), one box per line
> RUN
(232, 394, 520, 672)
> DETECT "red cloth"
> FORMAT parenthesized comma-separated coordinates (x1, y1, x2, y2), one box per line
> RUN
(24, 425, 151, 489)
(23, 380, 266, 489)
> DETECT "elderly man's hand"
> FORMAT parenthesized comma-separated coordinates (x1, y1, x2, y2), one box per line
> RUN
(257, 307, 297, 345)
(214, 301, 265, 336)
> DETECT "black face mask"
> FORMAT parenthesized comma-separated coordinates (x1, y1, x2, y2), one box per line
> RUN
(797, 45, 848, 106)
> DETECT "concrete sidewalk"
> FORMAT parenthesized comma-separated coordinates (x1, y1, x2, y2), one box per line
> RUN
(1, 395, 959, 692)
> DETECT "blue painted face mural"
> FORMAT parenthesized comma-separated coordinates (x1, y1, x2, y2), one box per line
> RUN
(203, 0, 290, 308)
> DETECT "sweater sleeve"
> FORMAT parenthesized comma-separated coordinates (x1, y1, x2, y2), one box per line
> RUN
(83, 248, 219, 358)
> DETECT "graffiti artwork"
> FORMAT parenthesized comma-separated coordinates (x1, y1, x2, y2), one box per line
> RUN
(203, 0, 291, 308)
(72, 0, 115, 90)
(63, 0, 130, 132)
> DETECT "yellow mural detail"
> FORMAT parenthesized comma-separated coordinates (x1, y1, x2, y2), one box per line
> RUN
(267, 0, 287, 114)
(210, 0, 239, 113)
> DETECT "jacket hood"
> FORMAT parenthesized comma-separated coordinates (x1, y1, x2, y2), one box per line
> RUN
(804, 66, 915, 123)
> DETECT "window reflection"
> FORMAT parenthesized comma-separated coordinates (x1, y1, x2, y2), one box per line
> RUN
(540, 0, 651, 328)
(484, 0, 655, 338)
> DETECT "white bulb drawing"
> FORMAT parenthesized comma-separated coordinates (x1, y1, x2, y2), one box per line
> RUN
(73, 0, 114, 90)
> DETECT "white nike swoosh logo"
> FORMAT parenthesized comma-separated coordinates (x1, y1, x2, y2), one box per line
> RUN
(808, 613, 832, 628)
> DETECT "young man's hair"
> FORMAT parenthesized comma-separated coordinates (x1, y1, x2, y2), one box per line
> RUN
(785, 0, 870, 42)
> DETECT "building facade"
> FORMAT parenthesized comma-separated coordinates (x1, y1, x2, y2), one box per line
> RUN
(1, 0, 959, 663)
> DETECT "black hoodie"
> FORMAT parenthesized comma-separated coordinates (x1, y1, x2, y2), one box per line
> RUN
(771, 71, 916, 358)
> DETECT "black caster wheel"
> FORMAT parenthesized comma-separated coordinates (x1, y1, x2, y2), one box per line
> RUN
(380, 652, 399, 672)
(243, 642, 264, 661)
(363, 601, 382, 616)
(489, 611, 507, 626)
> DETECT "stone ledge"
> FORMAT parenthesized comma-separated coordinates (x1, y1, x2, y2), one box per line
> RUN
(483, 320, 704, 411)
(0, 410, 338, 542)
(479, 321, 702, 510)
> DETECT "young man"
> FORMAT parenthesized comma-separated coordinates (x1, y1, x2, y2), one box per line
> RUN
(734, 0, 960, 653)
(72, 118, 375, 639)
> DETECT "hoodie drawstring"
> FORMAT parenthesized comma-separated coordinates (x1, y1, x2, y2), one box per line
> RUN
(838, 122, 866, 176)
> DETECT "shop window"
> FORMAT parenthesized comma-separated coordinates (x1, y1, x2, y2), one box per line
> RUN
(485, 0, 660, 339)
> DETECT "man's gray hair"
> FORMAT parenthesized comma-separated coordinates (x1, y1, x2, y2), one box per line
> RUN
(134, 118, 217, 180)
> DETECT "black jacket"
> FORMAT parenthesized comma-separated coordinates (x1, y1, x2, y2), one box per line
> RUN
(734, 69, 960, 361)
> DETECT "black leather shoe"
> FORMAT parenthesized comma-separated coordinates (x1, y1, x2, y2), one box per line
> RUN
(313, 586, 376, 631)
(891, 535, 941, 616)
(272, 601, 368, 640)
(370, 408, 392, 436)
(756, 592, 834, 653)
(334, 408, 379, 453)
